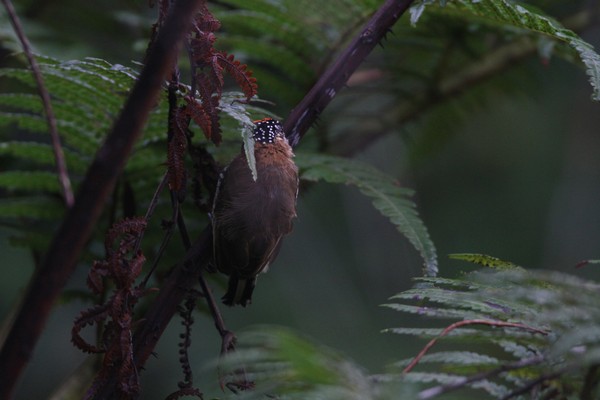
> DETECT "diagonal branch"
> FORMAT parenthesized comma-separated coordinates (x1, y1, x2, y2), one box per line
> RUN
(1, 0, 74, 207)
(335, 6, 600, 156)
(283, 0, 417, 147)
(0, 0, 205, 397)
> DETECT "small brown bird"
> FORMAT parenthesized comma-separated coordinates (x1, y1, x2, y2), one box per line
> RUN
(211, 118, 298, 306)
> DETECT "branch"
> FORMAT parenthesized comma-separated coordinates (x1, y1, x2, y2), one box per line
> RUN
(336, 5, 600, 156)
(283, 0, 417, 147)
(0, 0, 204, 397)
(403, 319, 549, 374)
(1, 0, 74, 207)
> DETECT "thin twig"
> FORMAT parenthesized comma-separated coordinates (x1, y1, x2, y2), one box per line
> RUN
(1, 0, 74, 207)
(418, 355, 545, 399)
(140, 186, 179, 288)
(175, 204, 233, 352)
(135, 171, 169, 257)
(403, 319, 549, 374)
(0, 0, 204, 397)
(198, 270, 235, 352)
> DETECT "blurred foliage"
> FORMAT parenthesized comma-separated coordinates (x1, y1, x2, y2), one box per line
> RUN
(1, 0, 600, 399)
(224, 263, 600, 399)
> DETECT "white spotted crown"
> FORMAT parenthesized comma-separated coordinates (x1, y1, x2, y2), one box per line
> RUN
(253, 118, 285, 144)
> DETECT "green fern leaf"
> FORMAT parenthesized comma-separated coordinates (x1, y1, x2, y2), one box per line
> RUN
(390, 287, 514, 319)
(383, 302, 478, 319)
(296, 153, 438, 277)
(0, 171, 61, 192)
(220, 326, 378, 399)
(0, 55, 274, 256)
(413, 0, 600, 100)
(396, 351, 501, 367)
(0, 197, 64, 220)
(401, 371, 513, 398)
(215, 0, 378, 105)
(0, 141, 87, 172)
(385, 266, 600, 398)
(449, 253, 519, 269)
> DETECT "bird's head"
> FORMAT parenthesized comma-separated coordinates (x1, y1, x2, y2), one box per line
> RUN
(252, 118, 285, 144)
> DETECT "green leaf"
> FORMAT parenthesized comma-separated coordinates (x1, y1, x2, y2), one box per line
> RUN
(385, 267, 600, 397)
(0, 171, 61, 192)
(0, 141, 88, 172)
(214, 0, 377, 104)
(0, 197, 64, 220)
(296, 153, 438, 277)
(449, 253, 519, 269)
(415, 0, 600, 100)
(219, 92, 259, 180)
(219, 326, 377, 399)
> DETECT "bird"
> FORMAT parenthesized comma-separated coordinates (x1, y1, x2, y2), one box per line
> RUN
(211, 118, 298, 306)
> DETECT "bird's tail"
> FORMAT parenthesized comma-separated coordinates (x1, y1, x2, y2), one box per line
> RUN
(222, 276, 256, 307)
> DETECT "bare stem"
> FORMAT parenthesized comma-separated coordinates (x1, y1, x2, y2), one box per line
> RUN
(1, 0, 74, 207)
(403, 319, 548, 374)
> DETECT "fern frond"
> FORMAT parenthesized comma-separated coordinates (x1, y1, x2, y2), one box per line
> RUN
(449, 253, 520, 269)
(0, 55, 271, 253)
(0, 197, 64, 220)
(386, 266, 600, 398)
(412, 0, 600, 100)
(219, 326, 379, 399)
(0, 171, 61, 192)
(216, 52, 258, 101)
(395, 351, 501, 368)
(401, 371, 511, 398)
(296, 153, 438, 276)
(0, 141, 87, 172)
(214, 0, 378, 105)
(184, 96, 212, 139)
(0, 93, 43, 113)
(194, 72, 222, 143)
(389, 287, 514, 319)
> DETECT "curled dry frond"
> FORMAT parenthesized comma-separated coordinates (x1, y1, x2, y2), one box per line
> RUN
(71, 217, 150, 399)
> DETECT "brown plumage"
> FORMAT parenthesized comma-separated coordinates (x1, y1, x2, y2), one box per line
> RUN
(211, 118, 298, 306)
